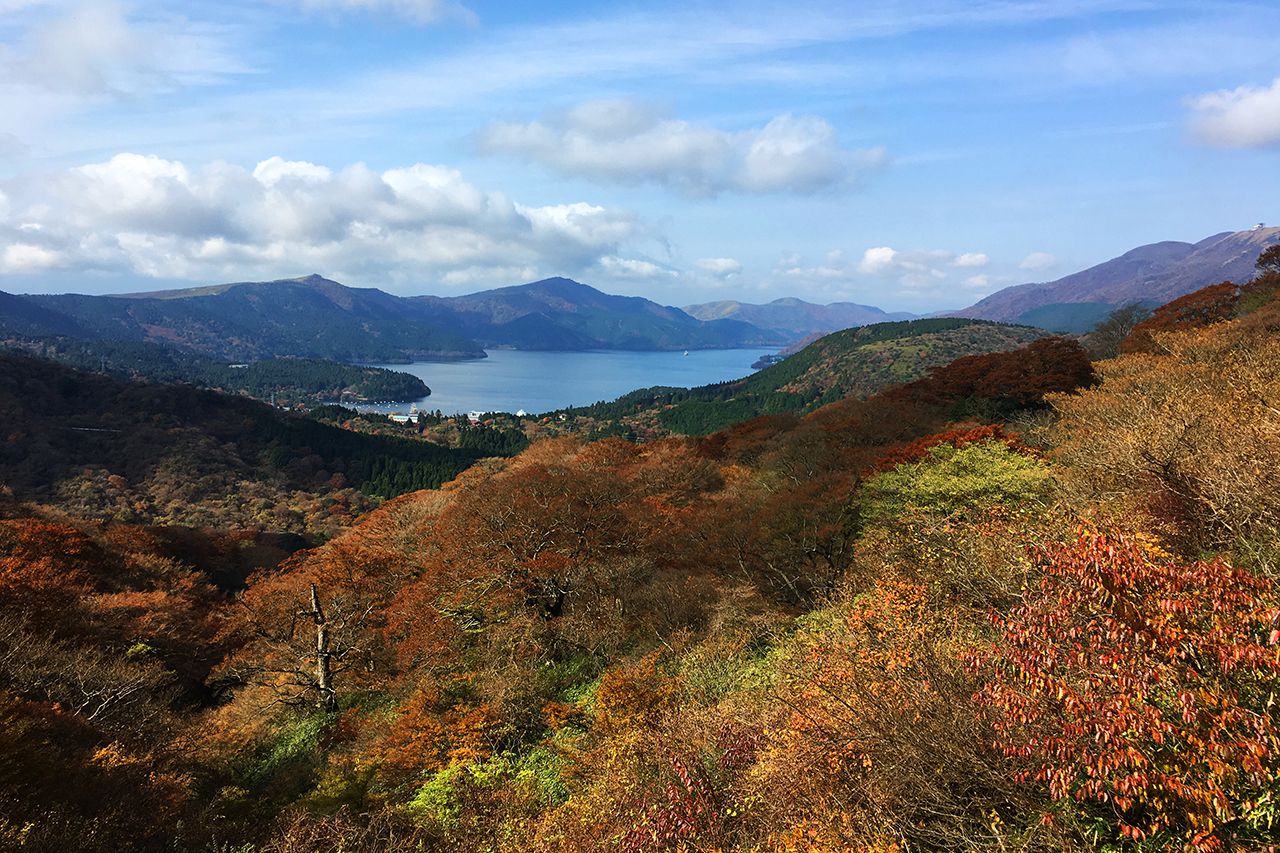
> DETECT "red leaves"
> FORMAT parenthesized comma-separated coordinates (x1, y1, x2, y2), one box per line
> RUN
(873, 424, 1031, 472)
(620, 753, 723, 853)
(1121, 281, 1241, 353)
(972, 529, 1280, 849)
(886, 336, 1096, 409)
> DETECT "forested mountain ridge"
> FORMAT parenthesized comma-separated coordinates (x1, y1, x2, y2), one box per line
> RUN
(3, 336, 430, 406)
(12, 276, 488, 362)
(1, 275, 783, 361)
(414, 277, 785, 350)
(559, 317, 1046, 437)
(0, 354, 492, 536)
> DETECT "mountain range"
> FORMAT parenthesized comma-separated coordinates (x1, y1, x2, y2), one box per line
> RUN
(683, 297, 915, 337)
(410, 277, 782, 351)
(0, 275, 785, 362)
(3, 225, 1277, 362)
(954, 226, 1280, 330)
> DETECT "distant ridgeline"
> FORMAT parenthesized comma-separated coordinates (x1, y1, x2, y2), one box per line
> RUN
(954, 226, 1280, 330)
(3, 336, 429, 405)
(562, 318, 1047, 436)
(9, 276, 487, 362)
(0, 274, 784, 363)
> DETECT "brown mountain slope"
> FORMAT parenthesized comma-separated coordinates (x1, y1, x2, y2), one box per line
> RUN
(955, 226, 1280, 322)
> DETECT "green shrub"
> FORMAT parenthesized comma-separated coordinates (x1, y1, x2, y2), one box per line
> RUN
(861, 440, 1048, 522)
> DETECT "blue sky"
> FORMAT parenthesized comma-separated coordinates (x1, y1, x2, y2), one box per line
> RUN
(0, 0, 1277, 311)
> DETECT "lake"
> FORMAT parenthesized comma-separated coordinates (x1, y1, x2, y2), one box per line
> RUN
(359, 348, 778, 416)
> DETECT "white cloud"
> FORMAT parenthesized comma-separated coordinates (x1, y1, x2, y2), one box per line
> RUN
(858, 246, 898, 275)
(777, 244, 988, 299)
(2, 2, 248, 96)
(695, 257, 742, 278)
(596, 256, 674, 279)
(1, 242, 61, 272)
(0, 153, 651, 289)
(953, 252, 988, 268)
(0, 1, 249, 158)
(1019, 251, 1057, 272)
(252, 156, 333, 187)
(289, 0, 474, 25)
(962, 274, 991, 289)
(1187, 77, 1280, 148)
(479, 100, 885, 196)
(856, 246, 954, 285)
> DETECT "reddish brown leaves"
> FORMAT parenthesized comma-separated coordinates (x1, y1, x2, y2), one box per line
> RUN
(973, 529, 1280, 849)
(888, 336, 1096, 409)
(873, 424, 1032, 472)
(1121, 282, 1241, 353)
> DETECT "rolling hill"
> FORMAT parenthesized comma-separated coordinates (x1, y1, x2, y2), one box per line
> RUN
(563, 317, 1047, 436)
(0, 353, 489, 535)
(4, 336, 431, 405)
(955, 226, 1280, 327)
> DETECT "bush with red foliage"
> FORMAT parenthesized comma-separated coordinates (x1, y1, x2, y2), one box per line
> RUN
(973, 529, 1280, 849)
(874, 424, 1034, 472)
(887, 337, 1096, 410)
(695, 413, 798, 463)
(1120, 282, 1241, 353)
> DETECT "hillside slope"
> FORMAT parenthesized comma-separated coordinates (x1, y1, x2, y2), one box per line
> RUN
(3, 336, 430, 406)
(564, 317, 1047, 436)
(17, 275, 487, 362)
(0, 355, 487, 535)
(956, 226, 1280, 323)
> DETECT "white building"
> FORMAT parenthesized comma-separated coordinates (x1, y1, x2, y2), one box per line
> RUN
(388, 403, 421, 425)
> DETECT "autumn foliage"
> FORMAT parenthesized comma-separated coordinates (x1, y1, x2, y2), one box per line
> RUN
(975, 529, 1280, 849)
(1120, 281, 1241, 353)
(7, 256, 1280, 851)
(886, 335, 1096, 410)
(873, 423, 1032, 472)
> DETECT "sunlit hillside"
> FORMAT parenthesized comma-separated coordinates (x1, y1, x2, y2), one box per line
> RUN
(3, 250, 1279, 851)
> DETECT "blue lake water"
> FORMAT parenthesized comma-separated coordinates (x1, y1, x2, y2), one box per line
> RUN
(359, 348, 778, 416)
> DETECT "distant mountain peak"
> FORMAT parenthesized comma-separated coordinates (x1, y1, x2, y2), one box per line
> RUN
(290, 273, 339, 285)
(515, 277, 610, 298)
(683, 296, 915, 340)
(955, 226, 1280, 326)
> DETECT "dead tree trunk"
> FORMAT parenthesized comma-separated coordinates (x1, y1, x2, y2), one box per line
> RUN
(310, 583, 338, 712)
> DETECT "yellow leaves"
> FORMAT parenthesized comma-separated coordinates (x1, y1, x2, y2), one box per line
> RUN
(1051, 304, 1280, 550)
(593, 651, 679, 737)
(91, 741, 137, 770)
(1130, 530, 1171, 561)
